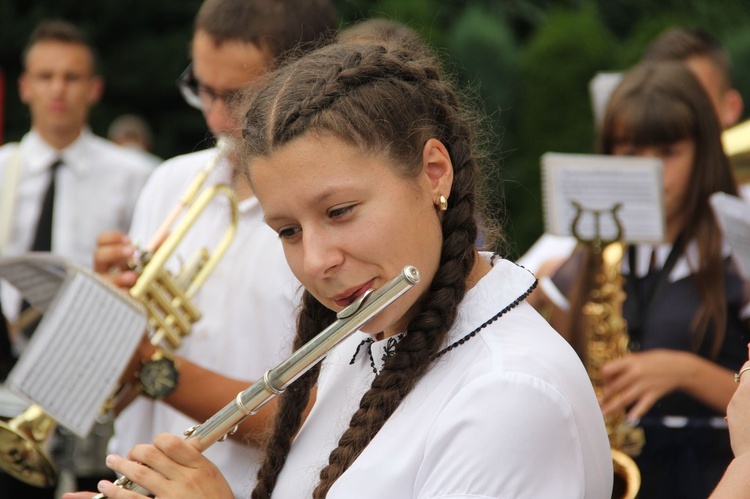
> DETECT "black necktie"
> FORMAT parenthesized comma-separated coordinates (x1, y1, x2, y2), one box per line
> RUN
(18, 159, 63, 341)
(31, 159, 63, 252)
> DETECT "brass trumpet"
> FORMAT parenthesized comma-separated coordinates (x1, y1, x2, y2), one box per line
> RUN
(723, 119, 750, 184)
(93, 265, 421, 498)
(0, 142, 239, 488)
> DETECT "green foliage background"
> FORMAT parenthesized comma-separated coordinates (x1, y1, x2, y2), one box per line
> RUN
(1, 0, 749, 257)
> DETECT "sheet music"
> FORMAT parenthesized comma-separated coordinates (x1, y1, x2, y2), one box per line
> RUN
(710, 192, 750, 279)
(542, 153, 665, 244)
(0, 252, 69, 313)
(2, 254, 147, 437)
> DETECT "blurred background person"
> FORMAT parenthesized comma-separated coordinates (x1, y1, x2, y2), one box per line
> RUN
(519, 25, 746, 280)
(535, 61, 749, 498)
(0, 19, 153, 499)
(642, 27, 743, 131)
(107, 113, 162, 167)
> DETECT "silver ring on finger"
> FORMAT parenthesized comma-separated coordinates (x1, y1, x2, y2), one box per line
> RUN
(734, 366, 750, 383)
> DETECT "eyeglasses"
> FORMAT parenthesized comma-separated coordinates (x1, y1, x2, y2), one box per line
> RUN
(176, 63, 243, 111)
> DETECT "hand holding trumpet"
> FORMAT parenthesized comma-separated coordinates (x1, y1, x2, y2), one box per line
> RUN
(93, 231, 139, 289)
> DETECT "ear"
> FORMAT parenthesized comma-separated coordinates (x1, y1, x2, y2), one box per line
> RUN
(18, 73, 30, 104)
(722, 89, 744, 129)
(88, 75, 104, 105)
(421, 138, 453, 204)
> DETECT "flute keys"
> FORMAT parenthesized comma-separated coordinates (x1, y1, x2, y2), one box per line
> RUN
(217, 425, 238, 442)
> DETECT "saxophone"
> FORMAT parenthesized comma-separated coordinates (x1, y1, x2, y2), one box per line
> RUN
(580, 242, 644, 499)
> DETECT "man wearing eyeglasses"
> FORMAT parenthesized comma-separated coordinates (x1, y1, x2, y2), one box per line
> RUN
(91, 0, 337, 496)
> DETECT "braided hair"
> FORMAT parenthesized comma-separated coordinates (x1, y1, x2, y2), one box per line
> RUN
(241, 41, 494, 498)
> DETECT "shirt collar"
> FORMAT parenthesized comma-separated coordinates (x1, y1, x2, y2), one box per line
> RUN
(348, 253, 537, 372)
(21, 128, 92, 175)
(448, 253, 536, 348)
(624, 240, 731, 282)
(208, 147, 259, 214)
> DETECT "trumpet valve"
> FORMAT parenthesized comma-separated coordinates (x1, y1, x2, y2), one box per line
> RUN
(176, 249, 211, 289)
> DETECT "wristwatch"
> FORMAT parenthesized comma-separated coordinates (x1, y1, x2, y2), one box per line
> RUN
(137, 348, 179, 399)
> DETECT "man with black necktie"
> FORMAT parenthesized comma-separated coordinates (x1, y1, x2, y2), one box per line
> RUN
(0, 20, 152, 498)
(0, 20, 153, 361)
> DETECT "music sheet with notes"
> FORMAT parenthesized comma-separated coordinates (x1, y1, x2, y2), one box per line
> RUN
(710, 192, 750, 279)
(0, 253, 147, 437)
(542, 153, 666, 244)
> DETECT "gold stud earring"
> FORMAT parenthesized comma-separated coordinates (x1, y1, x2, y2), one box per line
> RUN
(438, 195, 448, 212)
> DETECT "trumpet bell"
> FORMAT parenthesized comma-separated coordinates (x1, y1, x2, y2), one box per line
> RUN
(0, 405, 57, 488)
(723, 119, 750, 182)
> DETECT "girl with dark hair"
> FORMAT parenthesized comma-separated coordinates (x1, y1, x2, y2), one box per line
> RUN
(541, 61, 750, 499)
(70, 40, 612, 499)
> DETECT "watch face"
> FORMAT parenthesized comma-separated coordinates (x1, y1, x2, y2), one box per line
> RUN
(139, 358, 179, 399)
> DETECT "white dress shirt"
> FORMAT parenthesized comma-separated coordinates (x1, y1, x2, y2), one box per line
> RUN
(273, 255, 613, 499)
(0, 129, 152, 322)
(109, 148, 300, 498)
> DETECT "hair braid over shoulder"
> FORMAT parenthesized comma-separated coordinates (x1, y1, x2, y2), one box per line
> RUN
(251, 291, 336, 499)
(243, 41, 490, 498)
(312, 175, 477, 498)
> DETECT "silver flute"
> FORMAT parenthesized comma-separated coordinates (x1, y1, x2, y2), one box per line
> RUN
(94, 265, 420, 498)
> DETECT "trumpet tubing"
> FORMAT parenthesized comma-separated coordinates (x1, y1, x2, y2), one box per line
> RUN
(723, 119, 750, 183)
(131, 183, 238, 348)
(0, 145, 239, 488)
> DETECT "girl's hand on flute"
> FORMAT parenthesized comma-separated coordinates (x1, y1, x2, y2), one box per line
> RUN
(66, 433, 233, 499)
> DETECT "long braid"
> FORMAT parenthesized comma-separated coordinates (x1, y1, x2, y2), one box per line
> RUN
(313, 175, 477, 497)
(243, 42, 488, 498)
(312, 69, 479, 497)
(252, 291, 336, 499)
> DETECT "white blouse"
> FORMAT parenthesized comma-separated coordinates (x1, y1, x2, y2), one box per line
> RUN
(272, 255, 613, 498)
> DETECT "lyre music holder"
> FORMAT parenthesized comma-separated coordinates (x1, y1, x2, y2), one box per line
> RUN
(570, 201, 624, 253)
